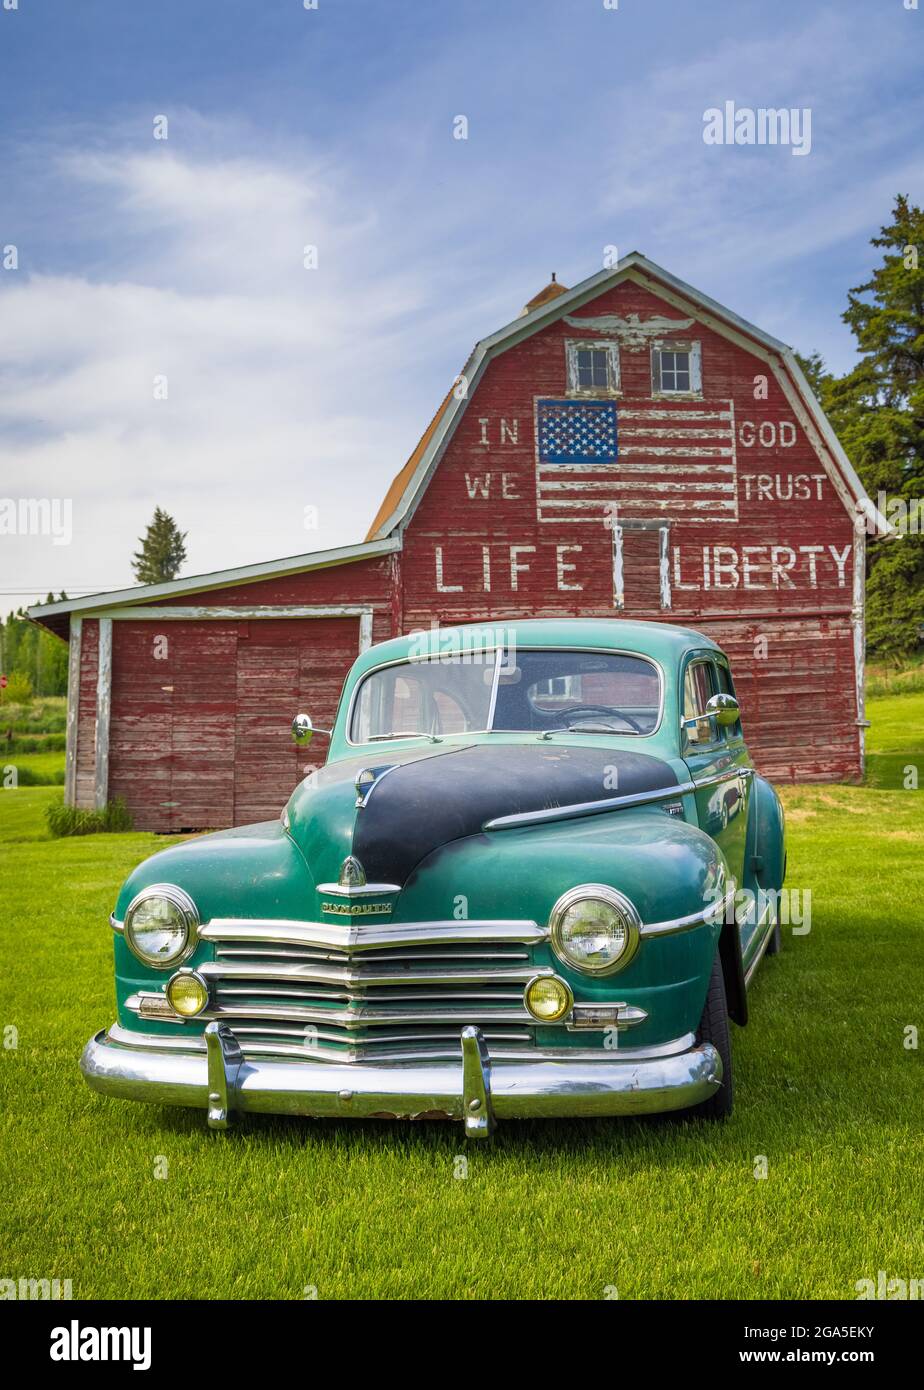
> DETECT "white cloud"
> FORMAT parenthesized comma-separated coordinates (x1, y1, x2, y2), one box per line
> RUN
(0, 141, 448, 608)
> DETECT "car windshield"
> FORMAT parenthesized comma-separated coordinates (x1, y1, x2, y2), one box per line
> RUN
(349, 649, 661, 741)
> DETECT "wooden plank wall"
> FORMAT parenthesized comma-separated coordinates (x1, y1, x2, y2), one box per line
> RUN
(398, 278, 862, 780)
(100, 558, 394, 830)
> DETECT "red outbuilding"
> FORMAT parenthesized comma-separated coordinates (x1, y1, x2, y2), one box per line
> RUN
(29, 254, 884, 831)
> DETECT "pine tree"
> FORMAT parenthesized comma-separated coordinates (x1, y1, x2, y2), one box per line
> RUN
(793, 350, 831, 403)
(816, 197, 924, 660)
(132, 508, 188, 586)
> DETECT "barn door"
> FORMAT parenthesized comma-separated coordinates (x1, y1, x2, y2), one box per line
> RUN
(107, 621, 237, 832)
(232, 617, 361, 825)
(166, 624, 238, 832)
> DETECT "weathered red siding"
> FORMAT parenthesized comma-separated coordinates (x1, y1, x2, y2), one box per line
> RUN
(398, 279, 861, 782)
(82, 557, 396, 829)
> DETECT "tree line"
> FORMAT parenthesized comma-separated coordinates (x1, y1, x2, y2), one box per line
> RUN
(797, 195, 924, 660)
(1, 510, 187, 701)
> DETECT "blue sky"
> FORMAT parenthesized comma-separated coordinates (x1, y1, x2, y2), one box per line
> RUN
(1, 0, 921, 610)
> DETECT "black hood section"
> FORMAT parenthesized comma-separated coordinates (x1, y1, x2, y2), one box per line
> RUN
(351, 742, 677, 886)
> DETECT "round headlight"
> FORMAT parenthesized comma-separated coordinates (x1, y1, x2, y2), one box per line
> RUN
(549, 885, 641, 975)
(124, 885, 198, 967)
(166, 969, 210, 1018)
(524, 974, 573, 1022)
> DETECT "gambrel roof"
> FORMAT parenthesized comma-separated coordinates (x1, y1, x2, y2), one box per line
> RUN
(365, 251, 887, 541)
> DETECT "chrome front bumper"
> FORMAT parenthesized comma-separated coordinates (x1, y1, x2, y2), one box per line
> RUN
(80, 1023, 722, 1138)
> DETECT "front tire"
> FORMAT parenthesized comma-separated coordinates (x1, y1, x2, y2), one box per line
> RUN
(688, 954, 734, 1120)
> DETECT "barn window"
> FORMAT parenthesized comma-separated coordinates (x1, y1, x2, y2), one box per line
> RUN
(566, 340, 620, 396)
(652, 342, 702, 396)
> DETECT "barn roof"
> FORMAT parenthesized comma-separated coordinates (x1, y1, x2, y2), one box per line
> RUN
(364, 250, 888, 541)
(27, 536, 400, 639)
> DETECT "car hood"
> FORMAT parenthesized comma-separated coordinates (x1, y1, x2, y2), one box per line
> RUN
(287, 741, 681, 891)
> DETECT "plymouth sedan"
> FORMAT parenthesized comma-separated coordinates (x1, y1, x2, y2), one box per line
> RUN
(81, 619, 786, 1137)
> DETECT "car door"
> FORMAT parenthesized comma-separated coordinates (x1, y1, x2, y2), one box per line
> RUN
(681, 651, 753, 937)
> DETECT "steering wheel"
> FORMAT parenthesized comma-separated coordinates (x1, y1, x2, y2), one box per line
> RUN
(549, 703, 645, 734)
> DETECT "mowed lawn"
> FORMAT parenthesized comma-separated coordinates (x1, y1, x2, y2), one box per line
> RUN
(0, 703, 922, 1301)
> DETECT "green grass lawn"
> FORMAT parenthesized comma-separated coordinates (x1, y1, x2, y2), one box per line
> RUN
(865, 691, 924, 789)
(1, 710, 922, 1300)
(1, 749, 66, 786)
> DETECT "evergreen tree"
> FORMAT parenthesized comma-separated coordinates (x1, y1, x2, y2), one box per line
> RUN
(132, 507, 188, 586)
(793, 350, 831, 403)
(808, 197, 924, 659)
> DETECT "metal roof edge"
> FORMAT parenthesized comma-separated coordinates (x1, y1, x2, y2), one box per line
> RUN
(27, 536, 401, 620)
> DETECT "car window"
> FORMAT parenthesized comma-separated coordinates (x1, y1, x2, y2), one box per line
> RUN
(350, 660, 495, 741)
(683, 659, 719, 746)
(493, 651, 660, 733)
(350, 649, 661, 741)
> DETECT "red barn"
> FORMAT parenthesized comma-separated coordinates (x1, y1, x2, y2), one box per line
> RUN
(30, 253, 882, 831)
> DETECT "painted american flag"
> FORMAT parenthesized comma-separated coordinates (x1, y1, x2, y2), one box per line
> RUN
(535, 397, 738, 524)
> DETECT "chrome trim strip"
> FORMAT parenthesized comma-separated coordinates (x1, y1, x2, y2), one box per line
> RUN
(197, 960, 552, 988)
(81, 1025, 721, 1127)
(744, 902, 777, 988)
(314, 881, 401, 897)
(198, 918, 548, 952)
(640, 887, 737, 939)
(127, 991, 536, 1029)
(690, 765, 754, 790)
(102, 1021, 698, 1062)
(484, 780, 695, 831)
(485, 646, 503, 731)
(110, 913, 124, 934)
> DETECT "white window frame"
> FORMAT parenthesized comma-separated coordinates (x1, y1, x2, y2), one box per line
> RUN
(651, 340, 702, 398)
(565, 339, 621, 397)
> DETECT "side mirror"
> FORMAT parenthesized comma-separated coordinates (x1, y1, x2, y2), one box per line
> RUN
(705, 693, 740, 727)
(292, 713, 331, 744)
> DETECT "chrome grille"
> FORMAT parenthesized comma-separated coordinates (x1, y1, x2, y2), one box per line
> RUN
(195, 920, 548, 1062)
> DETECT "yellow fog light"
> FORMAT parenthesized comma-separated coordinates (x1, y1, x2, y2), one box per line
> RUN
(524, 974, 573, 1023)
(166, 969, 210, 1018)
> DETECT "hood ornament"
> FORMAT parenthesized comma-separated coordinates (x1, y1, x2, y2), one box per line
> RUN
(355, 768, 377, 806)
(355, 762, 402, 808)
(338, 855, 367, 889)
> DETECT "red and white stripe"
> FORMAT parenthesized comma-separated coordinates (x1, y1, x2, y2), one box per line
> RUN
(537, 399, 738, 524)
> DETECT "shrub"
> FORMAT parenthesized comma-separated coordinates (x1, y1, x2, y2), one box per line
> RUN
(0, 671, 34, 705)
(11, 699, 67, 734)
(2, 734, 67, 754)
(46, 797, 133, 837)
(866, 651, 924, 698)
(5, 765, 66, 787)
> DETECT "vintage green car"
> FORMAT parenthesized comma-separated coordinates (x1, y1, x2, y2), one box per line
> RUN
(81, 619, 785, 1137)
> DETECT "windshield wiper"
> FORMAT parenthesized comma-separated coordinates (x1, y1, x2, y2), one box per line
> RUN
(368, 731, 442, 743)
(540, 724, 628, 738)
